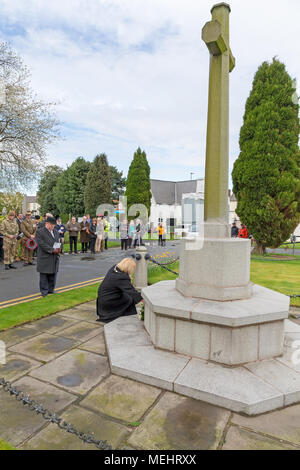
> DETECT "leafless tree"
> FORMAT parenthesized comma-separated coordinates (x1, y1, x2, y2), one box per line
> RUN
(0, 42, 61, 190)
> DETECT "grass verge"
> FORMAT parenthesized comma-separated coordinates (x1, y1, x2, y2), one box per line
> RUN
(0, 284, 99, 331)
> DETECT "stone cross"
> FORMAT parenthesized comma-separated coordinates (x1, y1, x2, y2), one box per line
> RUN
(202, 3, 235, 230)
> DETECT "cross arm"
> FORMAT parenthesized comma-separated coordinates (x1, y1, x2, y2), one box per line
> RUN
(202, 20, 235, 72)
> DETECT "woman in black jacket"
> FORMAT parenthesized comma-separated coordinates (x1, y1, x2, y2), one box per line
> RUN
(97, 258, 143, 323)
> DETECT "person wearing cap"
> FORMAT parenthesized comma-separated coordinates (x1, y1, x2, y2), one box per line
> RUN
(36, 216, 61, 297)
(231, 222, 239, 238)
(21, 211, 37, 266)
(0, 211, 19, 270)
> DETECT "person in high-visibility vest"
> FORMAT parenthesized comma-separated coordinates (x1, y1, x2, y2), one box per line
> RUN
(104, 217, 110, 250)
(157, 223, 164, 246)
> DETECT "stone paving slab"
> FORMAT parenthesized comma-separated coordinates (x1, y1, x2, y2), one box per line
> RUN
(0, 388, 47, 447)
(231, 404, 300, 446)
(73, 301, 97, 312)
(0, 353, 42, 382)
(80, 375, 161, 422)
(55, 321, 103, 342)
(174, 359, 284, 415)
(23, 315, 80, 335)
(78, 331, 107, 356)
(105, 316, 189, 390)
(57, 307, 98, 324)
(9, 333, 80, 362)
(128, 391, 230, 450)
(0, 326, 43, 348)
(245, 360, 300, 406)
(13, 376, 77, 411)
(30, 349, 110, 395)
(222, 426, 298, 450)
(21, 405, 130, 450)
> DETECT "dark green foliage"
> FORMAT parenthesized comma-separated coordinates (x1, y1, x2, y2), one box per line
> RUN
(84, 154, 112, 216)
(110, 165, 126, 201)
(54, 157, 91, 217)
(37, 165, 64, 216)
(125, 147, 151, 215)
(232, 59, 300, 253)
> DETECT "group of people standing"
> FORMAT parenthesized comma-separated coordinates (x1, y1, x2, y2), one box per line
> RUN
(63, 214, 110, 255)
(119, 219, 143, 251)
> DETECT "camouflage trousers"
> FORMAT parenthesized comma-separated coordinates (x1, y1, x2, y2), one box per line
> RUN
(3, 238, 17, 265)
(15, 238, 25, 260)
(23, 246, 33, 264)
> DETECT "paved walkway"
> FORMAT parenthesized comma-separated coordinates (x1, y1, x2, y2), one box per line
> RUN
(1, 303, 300, 450)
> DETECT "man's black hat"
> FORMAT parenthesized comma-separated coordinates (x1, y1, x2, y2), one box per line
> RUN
(46, 216, 56, 224)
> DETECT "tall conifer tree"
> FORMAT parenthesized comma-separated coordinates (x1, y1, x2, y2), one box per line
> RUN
(84, 154, 112, 216)
(232, 59, 300, 254)
(125, 148, 151, 215)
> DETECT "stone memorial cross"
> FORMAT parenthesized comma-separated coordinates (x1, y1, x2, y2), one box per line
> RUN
(202, 3, 235, 229)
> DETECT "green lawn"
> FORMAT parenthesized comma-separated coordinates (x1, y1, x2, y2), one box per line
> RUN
(0, 284, 99, 331)
(279, 243, 300, 250)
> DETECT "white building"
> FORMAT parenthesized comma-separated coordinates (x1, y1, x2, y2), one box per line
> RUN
(22, 195, 40, 215)
(149, 179, 205, 232)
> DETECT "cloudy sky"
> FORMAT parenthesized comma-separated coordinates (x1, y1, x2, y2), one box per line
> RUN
(0, 0, 299, 190)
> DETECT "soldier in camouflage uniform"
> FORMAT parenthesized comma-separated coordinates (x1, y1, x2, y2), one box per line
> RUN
(21, 211, 37, 266)
(0, 211, 19, 270)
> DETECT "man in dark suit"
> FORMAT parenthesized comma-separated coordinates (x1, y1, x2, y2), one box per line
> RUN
(36, 216, 61, 297)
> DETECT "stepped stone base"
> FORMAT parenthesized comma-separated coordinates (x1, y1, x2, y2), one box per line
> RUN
(142, 281, 289, 366)
(104, 315, 300, 416)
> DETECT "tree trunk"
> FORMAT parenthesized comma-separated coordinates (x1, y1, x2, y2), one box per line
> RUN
(252, 242, 266, 255)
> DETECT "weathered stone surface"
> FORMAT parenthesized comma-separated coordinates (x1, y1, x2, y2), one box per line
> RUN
(78, 331, 107, 356)
(54, 321, 102, 342)
(24, 315, 79, 335)
(259, 321, 284, 360)
(58, 308, 98, 324)
(21, 405, 129, 450)
(73, 301, 96, 312)
(0, 389, 46, 446)
(210, 324, 258, 365)
(30, 349, 109, 395)
(9, 333, 79, 362)
(80, 375, 161, 422)
(0, 326, 41, 347)
(175, 320, 210, 359)
(128, 392, 230, 450)
(0, 353, 42, 381)
(174, 358, 283, 415)
(105, 316, 189, 390)
(222, 426, 297, 450)
(13, 376, 77, 410)
(245, 360, 300, 406)
(232, 404, 300, 446)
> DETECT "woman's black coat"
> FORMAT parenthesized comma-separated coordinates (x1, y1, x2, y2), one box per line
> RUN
(97, 265, 143, 322)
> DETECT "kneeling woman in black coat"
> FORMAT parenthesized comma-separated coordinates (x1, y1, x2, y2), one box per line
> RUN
(97, 258, 143, 323)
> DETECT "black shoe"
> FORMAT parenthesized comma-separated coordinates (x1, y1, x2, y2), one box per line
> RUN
(41, 294, 48, 297)
(28, 262, 35, 266)
(9, 264, 17, 269)
(23, 263, 29, 266)
(5, 265, 9, 271)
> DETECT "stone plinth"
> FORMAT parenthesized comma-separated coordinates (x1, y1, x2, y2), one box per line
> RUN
(142, 281, 289, 366)
(176, 237, 253, 301)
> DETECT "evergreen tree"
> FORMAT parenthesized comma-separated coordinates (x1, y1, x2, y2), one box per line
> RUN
(109, 165, 126, 201)
(125, 147, 152, 216)
(84, 154, 112, 216)
(37, 165, 64, 216)
(232, 58, 300, 254)
(54, 157, 91, 217)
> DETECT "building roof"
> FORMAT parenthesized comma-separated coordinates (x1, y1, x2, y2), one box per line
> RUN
(150, 179, 201, 205)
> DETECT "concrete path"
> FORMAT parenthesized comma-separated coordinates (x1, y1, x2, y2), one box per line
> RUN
(1, 302, 300, 450)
